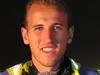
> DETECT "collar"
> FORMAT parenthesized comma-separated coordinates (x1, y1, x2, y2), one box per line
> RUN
(22, 56, 74, 75)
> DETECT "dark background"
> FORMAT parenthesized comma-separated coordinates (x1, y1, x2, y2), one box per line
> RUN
(0, 0, 100, 71)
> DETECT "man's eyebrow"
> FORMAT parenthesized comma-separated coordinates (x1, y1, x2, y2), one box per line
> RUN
(32, 24, 43, 28)
(53, 23, 65, 27)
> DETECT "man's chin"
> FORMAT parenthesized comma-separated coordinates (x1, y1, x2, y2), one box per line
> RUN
(40, 59, 60, 67)
(41, 62, 57, 67)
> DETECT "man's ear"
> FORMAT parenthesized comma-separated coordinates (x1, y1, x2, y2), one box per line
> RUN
(67, 26, 74, 44)
(21, 27, 29, 45)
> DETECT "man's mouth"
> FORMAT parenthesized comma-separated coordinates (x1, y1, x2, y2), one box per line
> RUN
(41, 44, 57, 54)
(42, 48, 55, 52)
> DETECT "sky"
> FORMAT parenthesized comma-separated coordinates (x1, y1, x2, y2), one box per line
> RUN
(0, 0, 100, 71)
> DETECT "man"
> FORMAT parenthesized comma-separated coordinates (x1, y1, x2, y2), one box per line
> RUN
(1, 0, 100, 75)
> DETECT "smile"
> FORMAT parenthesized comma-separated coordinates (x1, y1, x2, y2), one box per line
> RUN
(42, 48, 55, 52)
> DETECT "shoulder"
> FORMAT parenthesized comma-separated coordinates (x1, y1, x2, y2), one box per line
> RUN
(69, 58, 100, 75)
(0, 71, 8, 75)
(79, 66, 100, 75)
(0, 60, 31, 75)
(0, 63, 23, 75)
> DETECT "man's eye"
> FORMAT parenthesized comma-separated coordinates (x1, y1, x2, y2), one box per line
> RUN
(34, 27, 43, 31)
(54, 25, 63, 31)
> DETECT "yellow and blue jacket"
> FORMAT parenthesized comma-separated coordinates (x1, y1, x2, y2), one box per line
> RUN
(0, 58, 100, 75)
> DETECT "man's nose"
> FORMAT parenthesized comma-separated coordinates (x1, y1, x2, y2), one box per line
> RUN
(42, 29, 55, 43)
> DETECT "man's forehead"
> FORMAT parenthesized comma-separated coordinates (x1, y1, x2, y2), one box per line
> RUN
(26, 4, 68, 18)
(26, 4, 68, 23)
(24, 4, 70, 28)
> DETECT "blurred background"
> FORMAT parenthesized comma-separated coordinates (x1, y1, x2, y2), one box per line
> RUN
(0, 0, 100, 71)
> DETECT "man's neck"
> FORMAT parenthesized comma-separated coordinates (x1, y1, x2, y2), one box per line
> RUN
(32, 62, 60, 72)
(32, 57, 61, 72)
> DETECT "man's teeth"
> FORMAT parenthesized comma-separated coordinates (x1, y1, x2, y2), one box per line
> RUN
(42, 48, 53, 52)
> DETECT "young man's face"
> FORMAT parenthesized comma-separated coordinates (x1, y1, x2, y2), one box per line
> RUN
(21, 4, 73, 70)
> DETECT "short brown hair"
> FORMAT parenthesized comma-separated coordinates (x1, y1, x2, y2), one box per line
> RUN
(22, 0, 72, 27)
